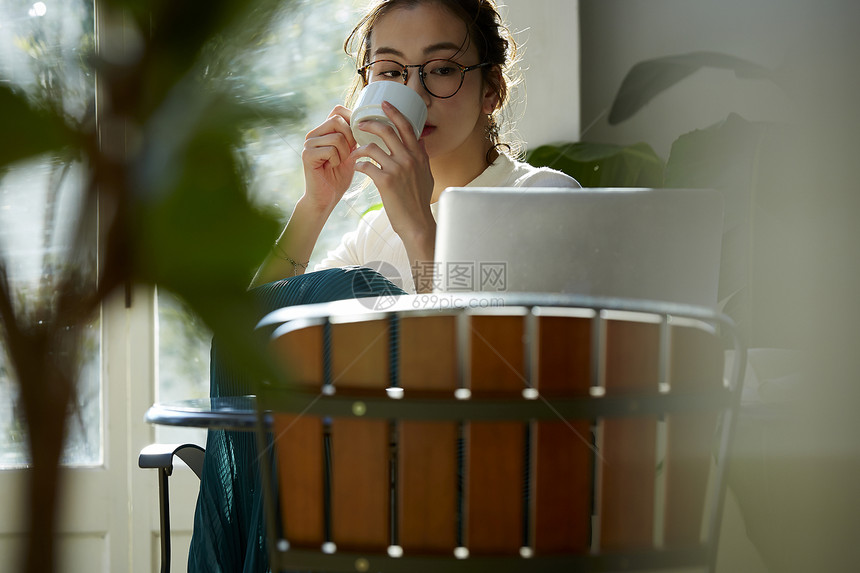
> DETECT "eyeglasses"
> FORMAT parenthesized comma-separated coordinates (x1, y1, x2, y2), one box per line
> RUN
(358, 59, 491, 99)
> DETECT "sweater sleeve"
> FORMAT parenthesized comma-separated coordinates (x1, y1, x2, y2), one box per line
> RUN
(514, 166, 582, 189)
(313, 208, 393, 272)
(314, 226, 364, 272)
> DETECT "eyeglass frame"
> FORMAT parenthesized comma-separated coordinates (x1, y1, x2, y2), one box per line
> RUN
(357, 58, 492, 99)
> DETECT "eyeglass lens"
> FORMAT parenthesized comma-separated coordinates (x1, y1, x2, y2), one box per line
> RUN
(365, 59, 464, 98)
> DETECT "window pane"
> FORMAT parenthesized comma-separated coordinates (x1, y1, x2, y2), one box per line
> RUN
(0, 0, 99, 467)
(156, 0, 372, 439)
(156, 290, 210, 446)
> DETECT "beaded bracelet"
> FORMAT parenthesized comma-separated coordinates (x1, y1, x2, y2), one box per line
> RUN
(272, 243, 309, 275)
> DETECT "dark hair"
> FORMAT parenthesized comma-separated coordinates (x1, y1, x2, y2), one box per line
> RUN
(344, 0, 521, 160)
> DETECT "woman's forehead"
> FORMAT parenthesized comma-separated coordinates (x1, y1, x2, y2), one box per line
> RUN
(369, 4, 475, 60)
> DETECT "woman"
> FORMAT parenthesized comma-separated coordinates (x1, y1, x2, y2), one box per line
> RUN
(251, 0, 579, 293)
(190, 1, 579, 571)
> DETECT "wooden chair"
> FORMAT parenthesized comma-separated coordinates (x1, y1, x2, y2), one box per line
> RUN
(254, 293, 745, 572)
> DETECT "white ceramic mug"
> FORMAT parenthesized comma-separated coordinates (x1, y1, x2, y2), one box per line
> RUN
(351, 81, 428, 154)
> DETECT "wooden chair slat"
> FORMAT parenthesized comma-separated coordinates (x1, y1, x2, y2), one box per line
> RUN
(329, 319, 390, 551)
(534, 316, 592, 394)
(533, 421, 592, 553)
(663, 323, 724, 546)
(268, 328, 327, 548)
(330, 320, 389, 388)
(599, 318, 660, 550)
(273, 414, 325, 547)
(330, 418, 389, 550)
(467, 315, 525, 554)
(399, 315, 458, 391)
(399, 421, 458, 552)
(533, 316, 592, 553)
(398, 315, 458, 552)
(270, 324, 324, 384)
(469, 315, 526, 395)
(467, 422, 525, 554)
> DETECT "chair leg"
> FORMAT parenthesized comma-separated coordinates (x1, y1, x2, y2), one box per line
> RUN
(158, 467, 171, 573)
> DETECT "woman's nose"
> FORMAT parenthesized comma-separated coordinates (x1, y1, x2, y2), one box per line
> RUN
(404, 72, 431, 104)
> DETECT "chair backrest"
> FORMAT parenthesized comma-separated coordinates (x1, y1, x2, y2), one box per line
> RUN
(256, 294, 744, 573)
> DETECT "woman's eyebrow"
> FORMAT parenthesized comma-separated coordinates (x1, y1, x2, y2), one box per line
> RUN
(373, 42, 463, 59)
(373, 46, 405, 58)
(423, 41, 462, 55)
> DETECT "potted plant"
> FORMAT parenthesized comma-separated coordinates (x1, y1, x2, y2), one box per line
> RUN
(527, 51, 794, 347)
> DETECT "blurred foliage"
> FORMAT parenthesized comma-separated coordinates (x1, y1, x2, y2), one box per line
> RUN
(607, 51, 781, 125)
(0, 86, 78, 169)
(526, 141, 664, 188)
(0, 0, 321, 570)
(623, 52, 797, 347)
(665, 114, 810, 346)
(155, 0, 367, 412)
(533, 51, 797, 346)
(2, 0, 95, 121)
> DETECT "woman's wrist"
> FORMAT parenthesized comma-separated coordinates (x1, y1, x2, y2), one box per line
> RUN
(250, 195, 333, 287)
(400, 219, 437, 294)
(270, 242, 309, 276)
(399, 215, 436, 257)
(297, 192, 338, 218)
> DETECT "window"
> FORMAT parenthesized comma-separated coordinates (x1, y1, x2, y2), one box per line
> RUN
(0, 0, 98, 467)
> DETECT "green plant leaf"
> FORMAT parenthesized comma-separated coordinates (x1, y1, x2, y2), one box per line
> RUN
(665, 114, 765, 327)
(666, 113, 809, 347)
(97, 0, 303, 389)
(666, 113, 769, 222)
(362, 202, 383, 217)
(526, 141, 665, 187)
(128, 92, 284, 385)
(96, 0, 293, 122)
(131, 95, 281, 291)
(0, 85, 76, 169)
(608, 51, 779, 125)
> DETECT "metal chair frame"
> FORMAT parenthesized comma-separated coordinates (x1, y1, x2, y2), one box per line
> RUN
(138, 443, 206, 573)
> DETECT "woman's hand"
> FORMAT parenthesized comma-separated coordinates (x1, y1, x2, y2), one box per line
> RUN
(351, 101, 436, 245)
(251, 106, 357, 288)
(301, 105, 359, 212)
(351, 100, 436, 292)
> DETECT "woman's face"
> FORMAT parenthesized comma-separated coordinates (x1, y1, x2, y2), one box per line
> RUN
(367, 3, 498, 162)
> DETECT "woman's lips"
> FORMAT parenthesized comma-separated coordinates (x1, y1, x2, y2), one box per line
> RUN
(421, 124, 436, 138)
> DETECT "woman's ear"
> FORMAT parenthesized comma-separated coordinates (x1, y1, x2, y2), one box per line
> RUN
(481, 66, 502, 114)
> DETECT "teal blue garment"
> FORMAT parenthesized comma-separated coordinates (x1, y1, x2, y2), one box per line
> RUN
(188, 267, 406, 573)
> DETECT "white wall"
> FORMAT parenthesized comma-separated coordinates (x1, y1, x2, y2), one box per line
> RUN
(579, 0, 802, 157)
(502, 0, 580, 149)
(579, 2, 860, 571)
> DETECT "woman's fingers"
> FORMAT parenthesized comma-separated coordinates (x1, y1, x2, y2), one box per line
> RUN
(303, 106, 360, 174)
(303, 145, 341, 170)
(352, 101, 421, 157)
(381, 101, 420, 146)
(329, 105, 352, 123)
(352, 153, 383, 179)
(303, 132, 354, 169)
(352, 143, 393, 175)
(349, 102, 432, 216)
(351, 110, 429, 178)
(306, 110, 357, 149)
(356, 119, 399, 148)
